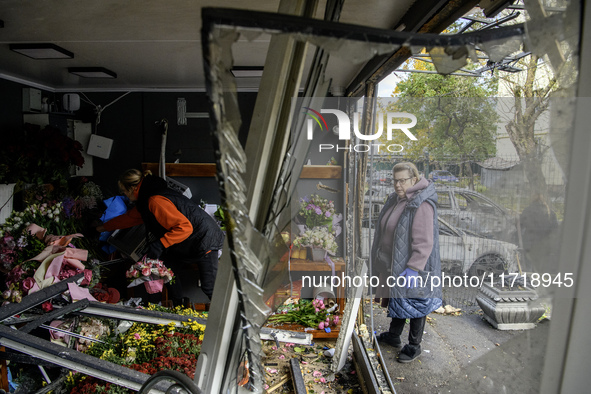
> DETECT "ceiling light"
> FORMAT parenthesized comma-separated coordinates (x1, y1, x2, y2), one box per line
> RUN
(10, 43, 74, 59)
(231, 66, 264, 78)
(69, 67, 117, 79)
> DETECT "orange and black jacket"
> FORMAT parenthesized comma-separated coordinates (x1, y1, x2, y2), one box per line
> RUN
(103, 175, 224, 258)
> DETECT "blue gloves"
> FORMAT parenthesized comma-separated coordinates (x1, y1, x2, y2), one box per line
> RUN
(399, 268, 419, 289)
(145, 240, 165, 259)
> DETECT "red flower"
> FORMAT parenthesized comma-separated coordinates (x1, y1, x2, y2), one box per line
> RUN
(41, 301, 53, 312)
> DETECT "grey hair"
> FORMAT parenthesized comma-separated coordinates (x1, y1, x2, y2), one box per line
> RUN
(392, 162, 420, 180)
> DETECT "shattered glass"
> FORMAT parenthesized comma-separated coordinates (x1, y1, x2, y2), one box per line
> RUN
(479, 35, 524, 63)
(200, 0, 582, 391)
(429, 46, 469, 74)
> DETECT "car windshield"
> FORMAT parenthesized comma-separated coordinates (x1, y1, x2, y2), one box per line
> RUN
(438, 218, 460, 236)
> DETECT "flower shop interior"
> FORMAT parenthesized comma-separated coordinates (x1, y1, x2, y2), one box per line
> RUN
(1, 1, 591, 393)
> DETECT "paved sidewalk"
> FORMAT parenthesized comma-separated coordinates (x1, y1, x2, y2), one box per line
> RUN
(366, 299, 549, 394)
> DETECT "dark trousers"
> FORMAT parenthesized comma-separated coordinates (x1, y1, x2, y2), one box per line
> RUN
(389, 316, 426, 346)
(164, 250, 219, 301)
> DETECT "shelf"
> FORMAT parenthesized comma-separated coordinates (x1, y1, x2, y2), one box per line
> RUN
(289, 257, 345, 272)
(263, 322, 341, 339)
(299, 165, 342, 179)
(141, 163, 342, 179)
(141, 163, 216, 177)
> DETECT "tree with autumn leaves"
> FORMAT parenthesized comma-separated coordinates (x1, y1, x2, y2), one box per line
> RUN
(380, 12, 576, 198)
(379, 60, 498, 189)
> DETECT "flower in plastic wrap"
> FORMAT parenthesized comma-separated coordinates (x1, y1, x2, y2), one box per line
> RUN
(126, 257, 175, 288)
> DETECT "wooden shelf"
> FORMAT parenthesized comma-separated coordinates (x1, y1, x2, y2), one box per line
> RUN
(299, 165, 342, 179)
(141, 163, 342, 179)
(141, 162, 216, 177)
(289, 257, 345, 272)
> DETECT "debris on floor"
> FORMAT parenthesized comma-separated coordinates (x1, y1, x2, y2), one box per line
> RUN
(262, 338, 360, 393)
(434, 305, 462, 315)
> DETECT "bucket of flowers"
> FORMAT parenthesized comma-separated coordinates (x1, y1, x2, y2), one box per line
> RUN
(126, 257, 174, 294)
(294, 194, 342, 259)
(293, 227, 338, 261)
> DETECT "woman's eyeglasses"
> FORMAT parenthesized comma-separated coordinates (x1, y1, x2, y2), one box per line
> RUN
(393, 177, 413, 185)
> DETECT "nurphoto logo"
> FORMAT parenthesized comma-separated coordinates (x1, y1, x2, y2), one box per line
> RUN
(303, 107, 418, 153)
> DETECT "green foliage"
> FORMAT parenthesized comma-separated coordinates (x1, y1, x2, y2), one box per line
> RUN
(384, 63, 498, 162)
(214, 206, 226, 231)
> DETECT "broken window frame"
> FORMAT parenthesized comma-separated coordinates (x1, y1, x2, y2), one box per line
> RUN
(198, 7, 528, 393)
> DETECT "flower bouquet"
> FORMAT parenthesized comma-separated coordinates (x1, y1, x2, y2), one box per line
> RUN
(268, 298, 339, 329)
(297, 194, 336, 231)
(1, 221, 93, 306)
(126, 257, 174, 294)
(293, 226, 338, 257)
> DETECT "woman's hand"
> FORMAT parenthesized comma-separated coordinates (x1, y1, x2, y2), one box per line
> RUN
(146, 240, 165, 259)
(399, 268, 419, 289)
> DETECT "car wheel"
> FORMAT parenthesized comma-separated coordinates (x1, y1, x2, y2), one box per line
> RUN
(468, 254, 508, 278)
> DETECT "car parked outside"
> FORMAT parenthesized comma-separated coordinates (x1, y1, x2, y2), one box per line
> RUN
(429, 170, 459, 183)
(363, 186, 392, 225)
(435, 185, 517, 242)
(360, 216, 518, 276)
(437, 217, 518, 276)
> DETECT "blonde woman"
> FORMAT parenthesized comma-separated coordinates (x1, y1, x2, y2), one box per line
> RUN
(96, 169, 224, 301)
(371, 162, 442, 363)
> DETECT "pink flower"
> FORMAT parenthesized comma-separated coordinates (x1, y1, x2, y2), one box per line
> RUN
(134, 333, 141, 340)
(313, 371, 322, 377)
(21, 277, 36, 293)
(6, 266, 26, 287)
(279, 355, 285, 359)
(333, 316, 339, 325)
(315, 308, 320, 313)
(141, 267, 151, 277)
(81, 269, 93, 286)
(318, 322, 325, 330)
(320, 378, 326, 383)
